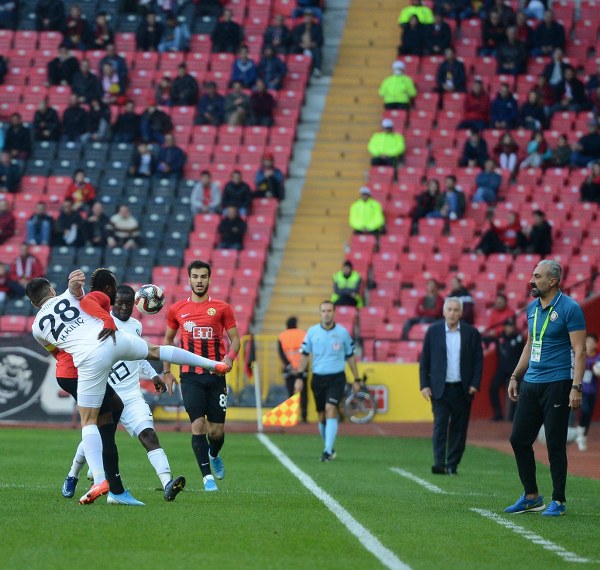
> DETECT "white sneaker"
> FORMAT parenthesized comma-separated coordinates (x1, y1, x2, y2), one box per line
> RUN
(576, 435, 587, 451)
(567, 427, 578, 444)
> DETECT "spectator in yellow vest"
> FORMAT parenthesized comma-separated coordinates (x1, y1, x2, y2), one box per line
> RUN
(349, 186, 386, 235)
(367, 118, 406, 167)
(398, 0, 434, 25)
(379, 61, 417, 110)
(331, 261, 363, 308)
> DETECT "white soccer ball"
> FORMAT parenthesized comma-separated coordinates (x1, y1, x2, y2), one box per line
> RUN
(593, 361, 600, 377)
(134, 284, 166, 315)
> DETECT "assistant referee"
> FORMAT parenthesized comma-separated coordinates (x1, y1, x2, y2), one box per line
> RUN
(295, 300, 361, 462)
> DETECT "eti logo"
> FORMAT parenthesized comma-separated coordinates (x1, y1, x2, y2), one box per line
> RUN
(193, 326, 214, 340)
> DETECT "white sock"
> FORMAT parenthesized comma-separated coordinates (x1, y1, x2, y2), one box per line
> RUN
(147, 448, 172, 489)
(81, 425, 105, 485)
(160, 345, 218, 371)
(68, 441, 87, 478)
(203, 474, 215, 484)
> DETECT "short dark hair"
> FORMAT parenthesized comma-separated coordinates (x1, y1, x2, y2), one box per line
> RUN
(90, 268, 116, 292)
(201, 169, 211, 176)
(343, 260, 353, 269)
(26, 278, 52, 306)
(320, 300, 335, 310)
(286, 316, 298, 329)
(116, 284, 135, 297)
(187, 260, 211, 277)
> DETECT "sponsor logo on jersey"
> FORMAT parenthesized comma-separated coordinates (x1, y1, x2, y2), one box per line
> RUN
(207, 307, 216, 316)
(181, 313, 191, 318)
(183, 321, 197, 332)
(193, 326, 213, 340)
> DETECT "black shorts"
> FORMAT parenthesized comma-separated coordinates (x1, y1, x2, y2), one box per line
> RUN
(180, 372, 227, 424)
(57, 377, 117, 416)
(311, 372, 347, 412)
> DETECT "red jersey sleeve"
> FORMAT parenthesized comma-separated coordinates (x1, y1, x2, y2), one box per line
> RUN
(166, 303, 180, 331)
(81, 291, 116, 329)
(223, 303, 237, 330)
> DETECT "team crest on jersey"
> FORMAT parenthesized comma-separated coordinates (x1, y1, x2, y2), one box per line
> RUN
(550, 311, 558, 321)
(207, 307, 216, 316)
(183, 321, 197, 332)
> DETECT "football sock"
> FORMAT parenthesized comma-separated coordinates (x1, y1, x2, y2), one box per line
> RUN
(319, 421, 326, 440)
(324, 418, 338, 455)
(209, 434, 224, 458)
(191, 434, 212, 478)
(147, 448, 172, 488)
(99, 423, 125, 495)
(159, 346, 219, 371)
(68, 441, 86, 478)
(81, 424, 105, 485)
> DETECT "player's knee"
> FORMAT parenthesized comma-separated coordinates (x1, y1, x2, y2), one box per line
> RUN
(208, 425, 224, 439)
(139, 428, 160, 450)
(97, 411, 114, 427)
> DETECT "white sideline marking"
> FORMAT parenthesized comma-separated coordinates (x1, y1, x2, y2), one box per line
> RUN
(257, 434, 411, 570)
(389, 468, 448, 494)
(471, 509, 593, 564)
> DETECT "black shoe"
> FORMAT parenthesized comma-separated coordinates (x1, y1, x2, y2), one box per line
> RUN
(320, 452, 332, 462)
(164, 476, 186, 501)
(431, 465, 446, 474)
(446, 467, 458, 476)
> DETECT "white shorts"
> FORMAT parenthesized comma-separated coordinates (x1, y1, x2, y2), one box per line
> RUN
(120, 393, 155, 438)
(77, 331, 149, 408)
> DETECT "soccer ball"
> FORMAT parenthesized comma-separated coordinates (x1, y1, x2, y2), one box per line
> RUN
(134, 284, 165, 315)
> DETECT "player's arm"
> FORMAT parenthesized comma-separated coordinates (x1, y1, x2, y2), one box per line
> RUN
(67, 269, 85, 299)
(294, 353, 309, 393)
(162, 325, 178, 396)
(139, 359, 166, 393)
(346, 354, 362, 393)
(569, 328, 587, 409)
(80, 291, 117, 342)
(223, 326, 240, 372)
(508, 331, 531, 402)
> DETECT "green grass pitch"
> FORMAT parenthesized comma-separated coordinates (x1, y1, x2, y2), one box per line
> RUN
(1, 428, 599, 570)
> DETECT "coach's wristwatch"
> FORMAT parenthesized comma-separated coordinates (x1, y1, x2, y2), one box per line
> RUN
(571, 384, 583, 393)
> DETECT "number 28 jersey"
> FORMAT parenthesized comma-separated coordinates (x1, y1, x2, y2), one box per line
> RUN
(167, 297, 236, 374)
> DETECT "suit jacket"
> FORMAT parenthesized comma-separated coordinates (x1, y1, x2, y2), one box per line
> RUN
(419, 320, 483, 399)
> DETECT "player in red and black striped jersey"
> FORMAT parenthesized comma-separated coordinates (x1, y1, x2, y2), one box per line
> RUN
(163, 260, 240, 491)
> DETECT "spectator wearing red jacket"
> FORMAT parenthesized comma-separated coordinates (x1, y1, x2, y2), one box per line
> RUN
(9, 243, 45, 295)
(65, 169, 97, 214)
(402, 279, 444, 339)
(0, 197, 15, 245)
(458, 78, 490, 132)
(483, 293, 514, 337)
(476, 211, 526, 255)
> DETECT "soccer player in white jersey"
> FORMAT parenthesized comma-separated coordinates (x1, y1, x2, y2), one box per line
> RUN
(64, 285, 186, 503)
(27, 268, 228, 505)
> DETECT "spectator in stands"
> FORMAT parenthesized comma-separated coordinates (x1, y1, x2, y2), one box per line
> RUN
(401, 279, 443, 340)
(100, 62, 125, 106)
(62, 4, 90, 50)
(33, 99, 61, 142)
(490, 0, 516, 26)
(156, 133, 186, 179)
(99, 43, 128, 88)
(224, 81, 250, 126)
(71, 59, 102, 104)
(472, 159, 501, 204)
(254, 154, 285, 200)
(195, 0, 224, 18)
(533, 73, 555, 114)
(435, 47, 466, 93)
(519, 130, 551, 170)
(0, 55, 6, 83)
(496, 26, 527, 75)
(9, 244, 45, 296)
(250, 78, 276, 126)
(35, 0, 65, 31)
(543, 48, 567, 90)
(490, 83, 518, 129)
(551, 65, 590, 114)
(523, 0, 544, 21)
(398, 0, 434, 25)
(158, 12, 190, 52)
(293, 9, 324, 78)
(140, 99, 173, 144)
(53, 197, 84, 246)
(258, 45, 287, 91)
(3, 113, 32, 161)
(424, 12, 452, 55)
(62, 96, 88, 142)
(264, 14, 293, 55)
(190, 170, 221, 214)
(65, 168, 96, 213)
(550, 133, 571, 167)
(0, 262, 22, 299)
(484, 293, 513, 336)
(113, 101, 141, 143)
(211, 9, 244, 54)
(439, 174, 466, 220)
(155, 75, 173, 107)
(217, 205, 246, 250)
(514, 10, 533, 50)
(459, 130, 488, 168)
(136, 11, 164, 51)
(447, 275, 474, 324)
(83, 201, 109, 247)
(523, 209, 552, 255)
(476, 211, 526, 255)
(106, 204, 140, 250)
(433, 0, 468, 20)
(87, 98, 110, 142)
(90, 11, 113, 50)
(586, 59, 600, 95)
(590, 85, 600, 118)
(458, 78, 490, 132)
(221, 170, 252, 215)
(195, 81, 225, 126)
(170, 63, 199, 106)
(398, 15, 426, 56)
(532, 9, 565, 56)
(26, 201, 53, 245)
(571, 120, 600, 167)
(47, 44, 80, 86)
(480, 10, 506, 56)
(348, 186, 386, 235)
(518, 90, 546, 131)
(0, 151, 21, 193)
(231, 45, 258, 88)
(0, 197, 15, 244)
(378, 61, 417, 110)
(331, 260, 363, 308)
(293, 0, 323, 21)
(412, 179, 444, 227)
(0, 0, 17, 29)
(128, 142, 157, 177)
(580, 161, 600, 204)
(494, 131, 519, 173)
(367, 118, 406, 167)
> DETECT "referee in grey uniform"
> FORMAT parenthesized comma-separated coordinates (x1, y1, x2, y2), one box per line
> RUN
(295, 300, 361, 462)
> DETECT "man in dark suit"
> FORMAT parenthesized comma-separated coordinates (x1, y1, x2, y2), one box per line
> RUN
(419, 297, 483, 475)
